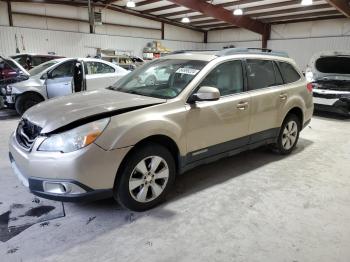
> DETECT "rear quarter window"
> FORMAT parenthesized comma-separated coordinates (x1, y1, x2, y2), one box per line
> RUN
(276, 61, 301, 84)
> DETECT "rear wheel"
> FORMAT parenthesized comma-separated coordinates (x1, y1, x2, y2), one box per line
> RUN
(114, 143, 176, 211)
(274, 114, 301, 155)
(15, 93, 44, 115)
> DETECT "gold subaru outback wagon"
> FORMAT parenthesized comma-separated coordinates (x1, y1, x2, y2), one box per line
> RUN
(9, 48, 313, 211)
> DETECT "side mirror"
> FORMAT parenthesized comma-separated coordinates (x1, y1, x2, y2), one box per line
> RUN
(189, 86, 220, 103)
(41, 71, 50, 80)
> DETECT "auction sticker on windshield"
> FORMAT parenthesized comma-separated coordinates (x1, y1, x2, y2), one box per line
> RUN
(176, 68, 200, 75)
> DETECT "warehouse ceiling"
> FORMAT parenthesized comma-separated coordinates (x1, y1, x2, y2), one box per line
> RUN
(7, 0, 350, 34)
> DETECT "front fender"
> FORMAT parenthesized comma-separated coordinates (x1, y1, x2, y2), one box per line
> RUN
(12, 85, 47, 99)
(96, 112, 186, 156)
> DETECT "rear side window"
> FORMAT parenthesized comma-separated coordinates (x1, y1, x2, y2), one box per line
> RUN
(276, 61, 301, 84)
(246, 59, 277, 90)
(85, 62, 115, 75)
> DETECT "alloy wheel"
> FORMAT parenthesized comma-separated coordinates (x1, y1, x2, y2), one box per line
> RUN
(282, 120, 298, 150)
(129, 156, 169, 203)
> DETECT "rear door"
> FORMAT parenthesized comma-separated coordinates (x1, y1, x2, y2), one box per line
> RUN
(84, 61, 119, 90)
(46, 60, 75, 98)
(245, 59, 285, 143)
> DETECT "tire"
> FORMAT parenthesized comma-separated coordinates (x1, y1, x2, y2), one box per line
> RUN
(15, 93, 44, 115)
(274, 114, 301, 155)
(114, 143, 176, 211)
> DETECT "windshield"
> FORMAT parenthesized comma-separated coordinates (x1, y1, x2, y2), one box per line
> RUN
(29, 60, 59, 76)
(110, 59, 208, 99)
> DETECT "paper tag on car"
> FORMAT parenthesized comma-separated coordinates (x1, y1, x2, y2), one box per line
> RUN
(176, 68, 200, 75)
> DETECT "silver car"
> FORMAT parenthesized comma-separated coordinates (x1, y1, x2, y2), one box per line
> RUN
(5, 58, 128, 114)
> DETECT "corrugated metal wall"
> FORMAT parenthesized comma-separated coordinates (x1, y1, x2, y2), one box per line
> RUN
(206, 18, 350, 70)
(0, 26, 205, 57)
(1, 1, 350, 69)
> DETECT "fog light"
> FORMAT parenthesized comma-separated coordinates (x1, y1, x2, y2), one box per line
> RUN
(43, 181, 87, 195)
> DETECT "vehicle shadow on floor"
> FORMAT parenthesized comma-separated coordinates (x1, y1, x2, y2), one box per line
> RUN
(84, 137, 313, 217)
(167, 137, 313, 204)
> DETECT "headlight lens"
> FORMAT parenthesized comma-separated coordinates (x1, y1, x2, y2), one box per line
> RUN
(6, 85, 13, 94)
(0, 87, 6, 95)
(38, 118, 110, 153)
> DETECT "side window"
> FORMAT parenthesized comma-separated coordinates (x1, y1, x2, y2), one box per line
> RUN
(32, 56, 47, 67)
(276, 61, 301, 84)
(50, 61, 74, 78)
(199, 60, 243, 96)
(85, 62, 115, 75)
(246, 59, 277, 90)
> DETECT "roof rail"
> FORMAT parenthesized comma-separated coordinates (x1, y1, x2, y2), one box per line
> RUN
(217, 48, 289, 58)
(167, 50, 219, 55)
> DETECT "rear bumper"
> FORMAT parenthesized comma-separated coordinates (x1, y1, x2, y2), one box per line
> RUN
(313, 91, 350, 116)
(313, 97, 350, 116)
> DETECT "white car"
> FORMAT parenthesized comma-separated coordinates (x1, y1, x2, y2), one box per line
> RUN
(6, 58, 129, 114)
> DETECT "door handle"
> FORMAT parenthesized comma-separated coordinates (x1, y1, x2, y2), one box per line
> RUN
(279, 93, 288, 100)
(236, 102, 249, 110)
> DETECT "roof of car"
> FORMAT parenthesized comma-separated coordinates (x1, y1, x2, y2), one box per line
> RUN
(11, 53, 63, 57)
(163, 48, 291, 62)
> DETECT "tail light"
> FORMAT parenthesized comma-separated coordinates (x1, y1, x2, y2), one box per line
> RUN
(306, 83, 313, 93)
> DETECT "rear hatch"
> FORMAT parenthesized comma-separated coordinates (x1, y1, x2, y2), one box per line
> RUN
(309, 55, 350, 93)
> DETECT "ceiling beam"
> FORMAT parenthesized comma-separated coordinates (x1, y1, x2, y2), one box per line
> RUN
(261, 10, 341, 23)
(168, 0, 268, 35)
(251, 4, 334, 18)
(136, 0, 161, 7)
(143, 4, 179, 14)
(270, 14, 345, 24)
(325, 0, 350, 17)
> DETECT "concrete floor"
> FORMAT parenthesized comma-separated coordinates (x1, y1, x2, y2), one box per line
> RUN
(0, 113, 350, 262)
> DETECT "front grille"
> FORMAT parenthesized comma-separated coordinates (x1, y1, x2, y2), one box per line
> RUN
(16, 119, 42, 150)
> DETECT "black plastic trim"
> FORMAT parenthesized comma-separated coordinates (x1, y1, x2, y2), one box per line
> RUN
(28, 177, 113, 202)
(179, 128, 279, 173)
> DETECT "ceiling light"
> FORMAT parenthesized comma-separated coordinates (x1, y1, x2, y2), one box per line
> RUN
(233, 8, 243, 16)
(181, 17, 190, 23)
(126, 0, 136, 8)
(301, 0, 313, 6)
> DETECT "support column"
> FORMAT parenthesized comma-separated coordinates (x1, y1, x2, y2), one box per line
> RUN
(204, 31, 208, 43)
(161, 22, 164, 40)
(88, 0, 94, 33)
(262, 24, 271, 49)
(7, 0, 13, 27)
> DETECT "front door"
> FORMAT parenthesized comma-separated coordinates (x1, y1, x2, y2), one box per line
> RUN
(186, 60, 251, 162)
(46, 60, 75, 99)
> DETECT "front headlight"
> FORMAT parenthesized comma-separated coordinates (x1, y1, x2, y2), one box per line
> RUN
(38, 118, 110, 153)
(6, 85, 13, 95)
(0, 87, 6, 95)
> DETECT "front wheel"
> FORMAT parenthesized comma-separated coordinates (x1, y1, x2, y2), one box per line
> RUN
(274, 114, 301, 155)
(114, 143, 176, 211)
(15, 93, 44, 115)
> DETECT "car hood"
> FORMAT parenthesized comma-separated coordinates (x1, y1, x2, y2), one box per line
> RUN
(23, 89, 166, 133)
(0, 56, 29, 77)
